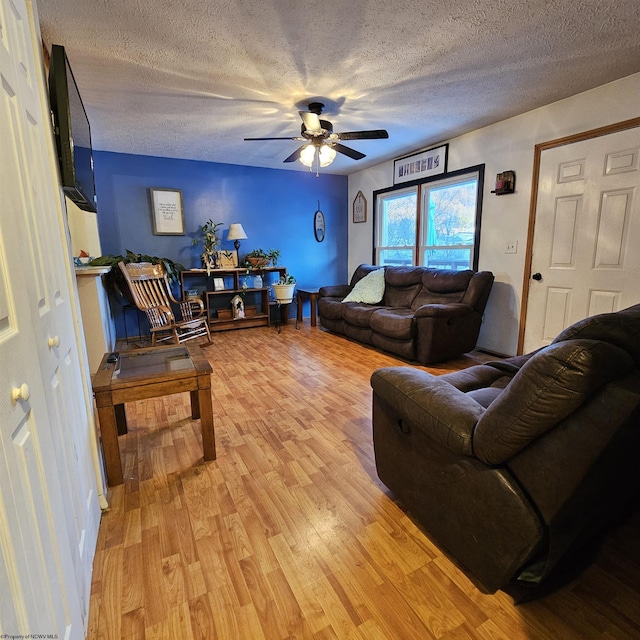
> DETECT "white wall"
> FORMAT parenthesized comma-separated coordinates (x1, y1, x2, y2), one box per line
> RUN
(348, 72, 640, 356)
(66, 197, 102, 258)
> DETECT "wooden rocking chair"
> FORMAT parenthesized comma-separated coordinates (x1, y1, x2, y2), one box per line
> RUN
(118, 262, 212, 346)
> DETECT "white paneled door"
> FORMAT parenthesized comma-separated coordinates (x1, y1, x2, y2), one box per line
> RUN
(0, 0, 100, 637)
(523, 126, 640, 353)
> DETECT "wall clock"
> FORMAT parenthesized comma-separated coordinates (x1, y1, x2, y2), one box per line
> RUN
(314, 201, 325, 242)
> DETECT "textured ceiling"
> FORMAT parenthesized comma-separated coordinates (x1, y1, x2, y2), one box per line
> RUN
(37, 0, 640, 175)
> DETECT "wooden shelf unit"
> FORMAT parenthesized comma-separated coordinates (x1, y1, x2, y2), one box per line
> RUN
(180, 267, 287, 331)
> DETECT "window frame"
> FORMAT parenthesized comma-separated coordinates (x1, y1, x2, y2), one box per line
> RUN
(374, 184, 418, 268)
(373, 164, 485, 270)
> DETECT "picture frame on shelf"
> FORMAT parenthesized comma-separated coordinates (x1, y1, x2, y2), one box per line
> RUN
(149, 188, 185, 235)
(393, 143, 448, 184)
(213, 277, 225, 291)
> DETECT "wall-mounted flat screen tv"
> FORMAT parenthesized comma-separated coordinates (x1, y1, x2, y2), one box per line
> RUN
(48, 44, 97, 213)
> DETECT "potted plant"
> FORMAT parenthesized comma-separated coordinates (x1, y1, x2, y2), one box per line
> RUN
(192, 219, 223, 274)
(89, 250, 185, 301)
(272, 272, 296, 303)
(267, 248, 281, 266)
(244, 248, 281, 268)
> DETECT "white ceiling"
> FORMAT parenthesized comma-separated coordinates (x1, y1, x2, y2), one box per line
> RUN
(37, 0, 640, 175)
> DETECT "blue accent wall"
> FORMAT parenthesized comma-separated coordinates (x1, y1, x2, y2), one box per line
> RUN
(93, 151, 348, 336)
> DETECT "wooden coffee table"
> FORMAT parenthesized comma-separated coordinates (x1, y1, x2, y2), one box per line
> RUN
(92, 345, 215, 486)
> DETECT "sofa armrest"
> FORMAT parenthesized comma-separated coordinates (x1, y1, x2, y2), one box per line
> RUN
(413, 302, 473, 318)
(438, 364, 513, 392)
(319, 284, 351, 298)
(371, 366, 485, 456)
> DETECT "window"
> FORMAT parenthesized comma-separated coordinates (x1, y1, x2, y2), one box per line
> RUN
(376, 187, 417, 266)
(421, 172, 479, 270)
(375, 166, 483, 270)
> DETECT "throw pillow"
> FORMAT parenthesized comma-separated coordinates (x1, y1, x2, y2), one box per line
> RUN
(342, 268, 385, 304)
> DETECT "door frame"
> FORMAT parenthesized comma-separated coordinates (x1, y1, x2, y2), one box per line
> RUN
(517, 116, 640, 354)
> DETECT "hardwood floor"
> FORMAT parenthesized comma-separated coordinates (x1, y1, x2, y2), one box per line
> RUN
(88, 325, 640, 639)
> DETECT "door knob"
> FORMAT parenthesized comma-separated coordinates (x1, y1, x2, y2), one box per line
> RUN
(12, 383, 30, 402)
(532, 272, 542, 281)
(48, 336, 60, 348)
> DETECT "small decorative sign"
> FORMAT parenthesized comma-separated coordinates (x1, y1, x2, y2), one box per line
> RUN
(353, 191, 367, 223)
(393, 144, 448, 184)
(149, 188, 185, 235)
(216, 250, 238, 268)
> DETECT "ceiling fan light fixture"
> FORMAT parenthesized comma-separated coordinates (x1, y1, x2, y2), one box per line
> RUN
(319, 145, 336, 167)
(299, 144, 316, 167)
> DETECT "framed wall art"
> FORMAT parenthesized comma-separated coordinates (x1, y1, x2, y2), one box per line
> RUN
(353, 191, 367, 223)
(149, 188, 185, 235)
(314, 206, 325, 242)
(393, 144, 448, 185)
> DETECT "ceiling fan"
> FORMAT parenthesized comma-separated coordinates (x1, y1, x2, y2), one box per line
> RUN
(244, 102, 389, 168)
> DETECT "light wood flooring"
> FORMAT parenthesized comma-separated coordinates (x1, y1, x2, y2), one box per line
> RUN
(88, 324, 640, 639)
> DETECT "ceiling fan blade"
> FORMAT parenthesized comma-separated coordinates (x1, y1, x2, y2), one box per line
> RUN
(299, 111, 322, 134)
(283, 145, 307, 163)
(244, 136, 298, 141)
(337, 129, 389, 140)
(333, 143, 366, 160)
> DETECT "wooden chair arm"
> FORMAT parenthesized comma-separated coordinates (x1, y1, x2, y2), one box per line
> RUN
(145, 305, 175, 329)
(180, 299, 205, 320)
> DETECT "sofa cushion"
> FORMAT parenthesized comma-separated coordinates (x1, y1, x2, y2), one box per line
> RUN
(370, 308, 415, 340)
(342, 268, 385, 303)
(412, 269, 474, 309)
(384, 284, 422, 308)
(382, 267, 424, 308)
(467, 387, 504, 408)
(474, 339, 635, 465)
(349, 264, 383, 288)
(342, 302, 383, 327)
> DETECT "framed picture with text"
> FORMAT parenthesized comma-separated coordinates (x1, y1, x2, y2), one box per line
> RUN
(149, 188, 185, 235)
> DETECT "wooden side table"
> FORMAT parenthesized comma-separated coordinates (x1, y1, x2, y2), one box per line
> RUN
(92, 345, 215, 485)
(296, 288, 319, 326)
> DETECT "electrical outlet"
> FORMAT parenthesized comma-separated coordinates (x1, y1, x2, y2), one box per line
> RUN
(505, 240, 518, 254)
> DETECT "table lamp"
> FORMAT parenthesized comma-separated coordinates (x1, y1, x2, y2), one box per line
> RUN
(227, 223, 248, 252)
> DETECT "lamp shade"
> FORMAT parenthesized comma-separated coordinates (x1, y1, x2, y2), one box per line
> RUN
(227, 223, 248, 241)
(319, 145, 336, 167)
(299, 144, 316, 167)
(299, 143, 336, 169)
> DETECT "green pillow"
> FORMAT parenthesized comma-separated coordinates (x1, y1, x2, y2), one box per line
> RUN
(342, 268, 385, 304)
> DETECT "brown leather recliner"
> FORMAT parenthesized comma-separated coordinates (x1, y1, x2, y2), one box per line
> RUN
(370, 304, 640, 599)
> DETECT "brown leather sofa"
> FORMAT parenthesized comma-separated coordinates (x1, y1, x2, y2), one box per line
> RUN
(370, 304, 640, 599)
(318, 264, 494, 364)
